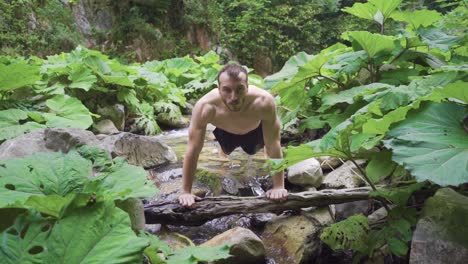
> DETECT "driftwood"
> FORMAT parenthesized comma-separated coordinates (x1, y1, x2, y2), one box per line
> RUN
(144, 187, 372, 226)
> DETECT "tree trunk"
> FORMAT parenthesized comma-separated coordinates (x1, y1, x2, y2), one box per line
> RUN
(144, 187, 372, 226)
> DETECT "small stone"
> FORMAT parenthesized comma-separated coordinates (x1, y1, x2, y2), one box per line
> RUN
(287, 158, 323, 187)
(323, 160, 366, 188)
(94, 119, 119, 134)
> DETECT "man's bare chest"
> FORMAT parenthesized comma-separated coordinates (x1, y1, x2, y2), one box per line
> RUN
(210, 110, 262, 135)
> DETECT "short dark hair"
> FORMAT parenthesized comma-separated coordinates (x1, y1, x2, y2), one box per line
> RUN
(217, 63, 248, 84)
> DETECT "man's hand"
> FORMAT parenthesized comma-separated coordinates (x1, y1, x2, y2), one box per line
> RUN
(266, 188, 288, 202)
(178, 192, 201, 207)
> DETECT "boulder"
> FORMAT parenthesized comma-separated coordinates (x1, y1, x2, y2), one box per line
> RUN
(94, 119, 119, 135)
(96, 104, 125, 131)
(410, 188, 468, 264)
(287, 158, 323, 187)
(202, 227, 265, 264)
(316, 156, 343, 171)
(0, 130, 51, 160)
(98, 132, 177, 168)
(156, 113, 189, 128)
(0, 128, 98, 160)
(261, 207, 334, 264)
(323, 160, 366, 188)
(0, 128, 176, 168)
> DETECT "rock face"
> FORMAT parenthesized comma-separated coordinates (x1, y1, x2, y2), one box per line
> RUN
(410, 188, 468, 264)
(99, 132, 177, 168)
(0, 128, 176, 168)
(287, 158, 323, 187)
(323, 160, 366, 188)
(202, 227, 265, 264)
(261, 207, 334, 264)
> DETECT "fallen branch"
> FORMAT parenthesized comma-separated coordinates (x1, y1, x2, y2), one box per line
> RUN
(144, 187, 372, 226)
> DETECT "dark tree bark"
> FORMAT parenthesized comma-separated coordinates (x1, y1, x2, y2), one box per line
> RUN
(144, 187, 372, 226)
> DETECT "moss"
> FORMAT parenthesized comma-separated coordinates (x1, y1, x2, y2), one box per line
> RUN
(195, 168, 221, 193)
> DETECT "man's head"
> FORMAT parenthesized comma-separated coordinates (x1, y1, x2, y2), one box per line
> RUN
(217, 63, 249, 112)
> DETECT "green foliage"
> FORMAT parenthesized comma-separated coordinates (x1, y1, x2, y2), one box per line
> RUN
(269, 0, 467, 259)
(320, 214, 370, 253)
(0, 149, 230, 263)
(0, 0, 82, 56)
(384, 102, 468, 186)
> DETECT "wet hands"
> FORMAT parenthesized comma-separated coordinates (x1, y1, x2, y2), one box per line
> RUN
(178, 192, 201, 207)
(266, 188, 288, 202)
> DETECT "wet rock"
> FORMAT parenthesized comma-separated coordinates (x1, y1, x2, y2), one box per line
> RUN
(94, 119, 119, 134)
(316, 156, 343, 171)
(99, 132, 177, 168)
(261, 207, 334, 264)
(287, 158, 323, 188)
(410, 188, 468, 264)
(334, 200, 370, 221)
(202, 227, 265, 264)
(159, 227, 194, 250)
(96, 104, 125, 131)
(323, 160, 366, 189)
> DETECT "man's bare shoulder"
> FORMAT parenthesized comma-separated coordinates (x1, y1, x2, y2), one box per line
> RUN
(192, 89, 218, 122)
(248, 85, 276, 111)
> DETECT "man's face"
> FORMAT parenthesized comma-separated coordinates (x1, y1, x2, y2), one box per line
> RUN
(218, 72, 248, 112)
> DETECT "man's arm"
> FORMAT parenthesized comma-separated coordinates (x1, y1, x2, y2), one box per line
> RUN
(261, 95, 288, 201)
(179, 102, 211, 207)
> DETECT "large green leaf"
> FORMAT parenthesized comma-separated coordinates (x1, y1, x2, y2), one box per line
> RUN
(416, 27, 463, 52)
(319, 83, 392, 112)
(342, 2, 377, 21)
(264, 51, 314, 90)
(390, 10, 443, 29)
(68, 65, 97, 91)
(384, 102, 468, 186)
(0, 152, 91, 208)
(90, 158, 157, 201)
(343, 31, 396, 58)
(432, 80, 468, 104)
(0, 109, 45, 141)
(167, 245, 231, 264)
(342, 0, 401, 24)
(43, 202, 149, 263)
(366, 150, 396, 183)
(320, 214, 370, 254)
(42, 95, 93, 129)
(0, 61, 40, 91)
(0, 212, 52, 263)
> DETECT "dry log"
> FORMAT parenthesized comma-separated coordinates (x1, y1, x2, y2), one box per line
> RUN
(144, 187, 372, 226)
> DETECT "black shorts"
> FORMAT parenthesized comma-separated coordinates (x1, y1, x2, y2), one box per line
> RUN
(213, 123, 264, 155)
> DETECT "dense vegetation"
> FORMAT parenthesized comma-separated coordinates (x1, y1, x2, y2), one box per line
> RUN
(266, 0, 467, 261)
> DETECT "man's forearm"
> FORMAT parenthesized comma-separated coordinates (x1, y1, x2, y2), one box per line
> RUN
(266, 141, 285, 189)
(182, 151, 199, 193)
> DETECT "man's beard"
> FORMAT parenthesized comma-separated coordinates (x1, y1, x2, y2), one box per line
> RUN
(224, 100, 243, 112)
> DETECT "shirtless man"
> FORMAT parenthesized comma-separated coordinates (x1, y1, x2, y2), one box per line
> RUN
(178, 63, 288, 207)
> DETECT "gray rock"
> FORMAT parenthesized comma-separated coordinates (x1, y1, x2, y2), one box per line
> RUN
(287, 158, 323, 187)
(202, 227, 265, 264)
(316, 156, 343, 171)
(156, 113, 189, 128)
(0, 128, 176, 168)
(0, 128, 98, 160)
(0, 130, 51, 160)
(334, 200, 370, 221)
(96, 104, 125, 131)
(323, 160, 366, 188)
(94, 119, 119, 135)
(410, 188, 468, 264)
(43, 128, 98, 152)
(99, 132, 177, 168)
(261, 207, 334, 264)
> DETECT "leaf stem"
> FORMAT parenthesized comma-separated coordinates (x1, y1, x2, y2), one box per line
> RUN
(390, 48, 408, 64)
(348, 157, 391, 211)
(318, 74, 345, 89)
